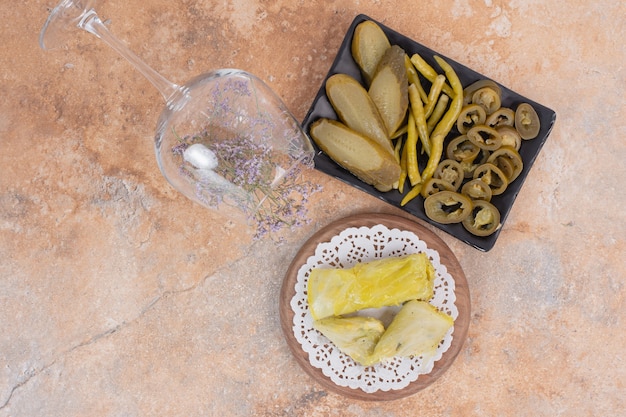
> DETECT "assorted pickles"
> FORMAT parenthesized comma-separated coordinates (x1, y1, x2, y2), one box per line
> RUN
(439, 79, 538, 235)
(311, 19, 542, 237)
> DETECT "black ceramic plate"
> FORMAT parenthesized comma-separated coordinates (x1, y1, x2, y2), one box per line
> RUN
(302, 14, 556, 251)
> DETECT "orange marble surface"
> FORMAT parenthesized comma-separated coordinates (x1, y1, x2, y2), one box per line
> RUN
(1, 0, 624, 415)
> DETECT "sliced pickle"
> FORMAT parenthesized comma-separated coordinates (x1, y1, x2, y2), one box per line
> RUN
(325, 73, 394, 155)
(368, 45, 409, 137)
(309, 118, 400, 192)
(351, 20, 391, 85)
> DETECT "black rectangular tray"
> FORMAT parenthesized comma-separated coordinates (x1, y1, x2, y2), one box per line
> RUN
(302, 14, 556, 251)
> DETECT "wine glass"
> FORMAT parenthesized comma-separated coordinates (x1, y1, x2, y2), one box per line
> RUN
(40, 0, 316, 238)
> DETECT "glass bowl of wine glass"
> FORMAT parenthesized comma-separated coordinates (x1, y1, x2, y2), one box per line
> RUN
(40, 0, 317, 239)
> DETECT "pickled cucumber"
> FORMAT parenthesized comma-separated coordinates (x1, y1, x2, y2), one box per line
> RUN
(325, 73, 394, 156)
(309, 118, 401, 192)
(368, 45, 409, 137)
(351, 20, 391, 85)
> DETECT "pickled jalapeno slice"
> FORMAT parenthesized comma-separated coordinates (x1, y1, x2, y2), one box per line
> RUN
(461, 179, 493, 201)
(446, 135, 480, 162)
(421, 177, 456, 197)
(459, 148, 490, 178)
(497, 125, 522, 150)
(433, 159, 464, 190)
(487, 146, 523, 182)
(467, 125, 503, 151)
(462, 200, 501, 236)
(515, 102, 541, 139)
(462, 79, 502, 106)
(424, 191, 472, 224)
(486, 107, 515, 129)
(473, 163, 509, 195)
(456, 104, 487, 134)
(491, 156, 515, 182)
(471, 87, 502, 114)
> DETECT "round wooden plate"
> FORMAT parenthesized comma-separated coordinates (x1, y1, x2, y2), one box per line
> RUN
(279, 213, 470, 401)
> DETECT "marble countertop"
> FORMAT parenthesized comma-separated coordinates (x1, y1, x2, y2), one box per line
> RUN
(1, 0, 624, 415)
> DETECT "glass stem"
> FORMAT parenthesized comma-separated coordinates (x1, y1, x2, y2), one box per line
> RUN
(78, 9, 185, 108)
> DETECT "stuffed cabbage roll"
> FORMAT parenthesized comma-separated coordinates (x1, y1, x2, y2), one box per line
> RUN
(307, 253, 435, 321)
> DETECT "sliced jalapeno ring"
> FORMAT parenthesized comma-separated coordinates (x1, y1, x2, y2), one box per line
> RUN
(497, 125, 522, 150)
(492, 156, 515, 181)
(446, 135, 479, 162)
(487, 146, 524, 182)
(462, 200, 501, 236)
(456, 104, 487, 134)
(461, 178, 493, 201)
(486, 107, 515, 128)
(462, 79, 502, 106)
(476, 148, 491, 163)
(467, 125, 503, 151)
(515, 102, 541, 139)
(459, 148, 490, 178)
(421, 177, 455, 198)
(424, 191, 473, 224)
(434, 159, 464, 190)
(460, 160, 478, 179)
(473, 163, 509, 195)
(472, 87, 502, 115)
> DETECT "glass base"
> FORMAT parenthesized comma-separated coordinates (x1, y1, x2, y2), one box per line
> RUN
(40, 0, 98, 50)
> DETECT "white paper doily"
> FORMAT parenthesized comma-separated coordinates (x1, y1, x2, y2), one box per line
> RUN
(289, 223, 458, 394)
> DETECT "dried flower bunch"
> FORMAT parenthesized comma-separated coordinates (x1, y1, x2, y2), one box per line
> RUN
(172, 78, 320, 240)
